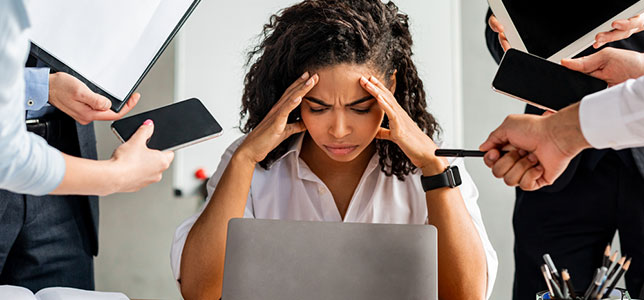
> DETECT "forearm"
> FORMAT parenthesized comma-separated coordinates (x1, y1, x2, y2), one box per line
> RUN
(426, 188, 487, 300)
(422, 161, 487, 299)
(50, 154, 121, 196)
(180, 153, 256, 300)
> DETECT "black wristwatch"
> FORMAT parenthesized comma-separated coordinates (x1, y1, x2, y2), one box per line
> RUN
(420, 165, 462, 191)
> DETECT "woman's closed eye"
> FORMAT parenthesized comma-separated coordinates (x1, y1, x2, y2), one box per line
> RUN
(350, 100, 375, 114)
(351, 107, 371, 114)
(309, 106, 329, 113)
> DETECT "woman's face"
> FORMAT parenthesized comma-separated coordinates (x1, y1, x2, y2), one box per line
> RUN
(301, 63, 392, 162)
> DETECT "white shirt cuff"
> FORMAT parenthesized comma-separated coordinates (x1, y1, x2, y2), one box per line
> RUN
(579, 84, 641, 150)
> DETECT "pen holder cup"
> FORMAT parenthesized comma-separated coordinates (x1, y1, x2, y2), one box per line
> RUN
(536, 288, 633, 299)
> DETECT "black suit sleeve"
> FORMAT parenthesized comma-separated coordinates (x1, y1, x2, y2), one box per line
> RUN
(485, 8, 505, 65)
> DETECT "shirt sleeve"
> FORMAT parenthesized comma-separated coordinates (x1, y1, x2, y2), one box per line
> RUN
(580, 76, 644, 149)
(24, 67, 50, 111)
(448, 157, 499, 300)
(170, 135, 254, 286)
(0, 0, 66, 196)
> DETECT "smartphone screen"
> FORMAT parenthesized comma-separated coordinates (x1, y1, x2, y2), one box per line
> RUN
(111, 98, 222, 151)
(492, 49, 608, 111)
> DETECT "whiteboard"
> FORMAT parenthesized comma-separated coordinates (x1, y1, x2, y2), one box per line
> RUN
(174, 0, 463, 195)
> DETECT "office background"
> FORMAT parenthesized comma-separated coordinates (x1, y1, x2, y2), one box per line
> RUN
(90, 0, 620, 299)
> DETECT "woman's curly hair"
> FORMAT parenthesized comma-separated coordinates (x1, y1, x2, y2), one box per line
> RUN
(240, 0, 440, 180)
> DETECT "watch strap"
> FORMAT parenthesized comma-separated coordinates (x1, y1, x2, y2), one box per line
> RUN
(420, 165, 462, 191)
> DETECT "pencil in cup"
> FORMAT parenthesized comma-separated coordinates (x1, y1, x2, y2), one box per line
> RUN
(535, 287, 631, 300)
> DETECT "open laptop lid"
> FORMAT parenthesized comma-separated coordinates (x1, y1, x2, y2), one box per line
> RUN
(489, 0, 644, 62)
(26, 0, 201, 112)
(222, 218, 438, 300)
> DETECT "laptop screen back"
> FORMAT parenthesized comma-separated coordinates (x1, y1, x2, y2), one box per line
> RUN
(222, 219, 438, 300)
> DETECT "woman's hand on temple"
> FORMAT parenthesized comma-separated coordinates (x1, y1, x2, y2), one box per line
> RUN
(236, 72, 318, 164)
(360, 75, 447, 175)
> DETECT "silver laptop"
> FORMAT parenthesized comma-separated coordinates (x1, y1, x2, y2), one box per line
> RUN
(222, 218, 438, 300)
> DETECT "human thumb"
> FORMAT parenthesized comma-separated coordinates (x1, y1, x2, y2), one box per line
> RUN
(85, 92, 112, 111)
(128, 119, 155, 146)
(561, 54, 602, 74)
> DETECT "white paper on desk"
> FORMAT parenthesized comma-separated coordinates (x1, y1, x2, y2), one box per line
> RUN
(36, 287, 129, 300)
(26, 0, 193, 101)
(0, 285, 129, 300)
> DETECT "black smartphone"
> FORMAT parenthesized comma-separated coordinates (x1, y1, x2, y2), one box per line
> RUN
(111, 98, 223, 151)
(492, 48, 608, 111)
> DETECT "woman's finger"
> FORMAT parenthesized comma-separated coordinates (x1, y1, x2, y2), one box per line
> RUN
(375, 127, 392, 141)
(285, 121, 307, 136)
(366, 76, 401, 114)
(281, 72, 311, 102)
(360, 76, 396, 118)
(276, 74, 318, 123)
(275, 96, 303, 126)
(268, 72, 312, 118)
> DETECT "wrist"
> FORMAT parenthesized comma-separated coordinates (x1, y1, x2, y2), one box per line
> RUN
(546, 103, 590, 157)
(231, 150, 260, 169)
(105, 158, 127, 195)
(48, 73, 59, 107)
(420, 156, 450, 177)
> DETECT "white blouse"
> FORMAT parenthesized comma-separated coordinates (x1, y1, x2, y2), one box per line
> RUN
(171, 133, 498, 299)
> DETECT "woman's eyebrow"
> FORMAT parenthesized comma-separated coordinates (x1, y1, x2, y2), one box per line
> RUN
(303, 97, 331, 107)
(347, 95, 375, 106)
(303, 95, 374, 107)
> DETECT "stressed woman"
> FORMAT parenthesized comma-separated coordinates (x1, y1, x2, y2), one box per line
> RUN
(171, 1, 497, 299)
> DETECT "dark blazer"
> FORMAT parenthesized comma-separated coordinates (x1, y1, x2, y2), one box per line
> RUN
(26, 55, 99, 256)
(77, 122, 99, 256)
(485, 8, 644, 192)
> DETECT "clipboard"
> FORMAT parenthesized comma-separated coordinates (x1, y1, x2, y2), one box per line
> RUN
(26, 0, 201, 112)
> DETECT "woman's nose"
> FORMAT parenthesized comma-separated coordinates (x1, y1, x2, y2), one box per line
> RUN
(328, 113, 351, 139)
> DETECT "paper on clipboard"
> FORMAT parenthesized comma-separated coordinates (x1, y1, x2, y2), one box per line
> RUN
(25, 0, 195, 105)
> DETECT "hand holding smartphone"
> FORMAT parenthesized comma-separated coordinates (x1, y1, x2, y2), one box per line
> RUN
(111, 98, 222, 151)
(492, 48, 608, 111)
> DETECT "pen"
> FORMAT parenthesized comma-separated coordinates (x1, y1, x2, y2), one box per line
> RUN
(541, 265, 556, 298)
(435, 149, 509, 157)
(562, 269, 577, 299)
(543, 254, 562, 282)
(583, 269, 602, 300)
(590, 266, 608, 299)
(585, 267, 607, 300)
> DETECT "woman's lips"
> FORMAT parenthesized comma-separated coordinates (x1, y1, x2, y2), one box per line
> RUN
(324, 144, 359, 155)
